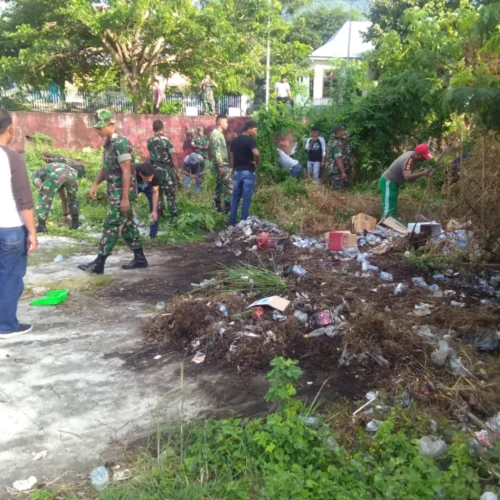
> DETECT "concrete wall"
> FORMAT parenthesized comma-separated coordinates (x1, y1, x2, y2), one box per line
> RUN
(10, 112, 246, 163)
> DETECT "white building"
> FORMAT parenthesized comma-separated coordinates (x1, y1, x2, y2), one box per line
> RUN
(301, 21, 373, 106)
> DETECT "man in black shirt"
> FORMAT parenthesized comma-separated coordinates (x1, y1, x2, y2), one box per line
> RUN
(228, 120, 260, 225)
(135, 163, 160, 238)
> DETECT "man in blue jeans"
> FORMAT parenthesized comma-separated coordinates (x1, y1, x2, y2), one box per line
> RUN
(228, 120, 260, 226)
(0, 109, 39, 339)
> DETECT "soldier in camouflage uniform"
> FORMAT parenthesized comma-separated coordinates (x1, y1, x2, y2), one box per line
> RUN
(199, 73, 218, 116)
(32, 162, 86, 232)
(78, 109, 147, 275)
(326, 125, 350, 190)
(209, 115, 233, 213)
(147, 119, 181, 221)
(192, 126, 209, 160)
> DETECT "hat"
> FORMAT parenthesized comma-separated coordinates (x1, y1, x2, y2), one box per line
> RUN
(93, 109, 115, 129)
(197, 126, 204, 132)
(415, 144, 432, 160)
(188, 153, 203, 165)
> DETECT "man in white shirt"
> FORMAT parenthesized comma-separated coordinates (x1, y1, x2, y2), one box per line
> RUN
(0, 109, 38, 338)
(275, 75, 294, 108)
(276, 138, 303, 179)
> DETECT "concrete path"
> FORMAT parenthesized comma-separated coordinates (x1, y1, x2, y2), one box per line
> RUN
(0, 237, 239, 496)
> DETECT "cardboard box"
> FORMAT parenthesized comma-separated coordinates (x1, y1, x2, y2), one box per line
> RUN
(248, 296, 290, 312)
(380, 217, 408, 234)
(352, 213, 377, 233)
(324, 231, 358, 251)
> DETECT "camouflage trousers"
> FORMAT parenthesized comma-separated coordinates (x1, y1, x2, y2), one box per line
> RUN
(203, 97, 215, 116)
(327, 163, 351, 191)
(37, 175, 78, 220)
(98, 202, 143, 256)
(213, 163, 233, 204)
(154, 164, 178, 218)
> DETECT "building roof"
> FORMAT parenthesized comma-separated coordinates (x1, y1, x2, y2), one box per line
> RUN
(310, 21, 373, 60)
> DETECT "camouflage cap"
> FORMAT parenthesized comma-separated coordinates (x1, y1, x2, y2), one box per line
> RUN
(93, 109, 115, 129)
(197, 126, 204, 132)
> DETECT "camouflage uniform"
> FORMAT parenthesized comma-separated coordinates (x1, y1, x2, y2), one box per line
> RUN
(326, 136, 351, 190)
(98, 133, 142, 256)
(147, 132, 178, 219)
(192, 131, 209, 160)
(201, 82, 216, 115)
(209, 128, 233, 205)
(33, 163, 79, 220)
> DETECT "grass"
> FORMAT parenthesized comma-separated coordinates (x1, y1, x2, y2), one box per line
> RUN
(29, 275, 112, 293)
(33, 357, 498, 499)
(212, 261, 288, 295)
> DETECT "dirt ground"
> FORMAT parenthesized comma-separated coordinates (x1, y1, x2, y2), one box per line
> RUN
(2, 231, 499, 498)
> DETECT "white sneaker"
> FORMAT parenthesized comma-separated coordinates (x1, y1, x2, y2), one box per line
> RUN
(0, 324, 33, 339)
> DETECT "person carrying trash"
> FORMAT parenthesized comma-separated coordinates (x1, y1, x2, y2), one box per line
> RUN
(32, 162, 86, 232)
(380, 144, 433, 219)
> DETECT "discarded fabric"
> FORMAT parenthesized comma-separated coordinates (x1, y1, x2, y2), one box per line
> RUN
(12, 476, 37, 492)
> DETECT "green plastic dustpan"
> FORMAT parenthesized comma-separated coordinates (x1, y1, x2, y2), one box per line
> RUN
(30, 289, 69, 306)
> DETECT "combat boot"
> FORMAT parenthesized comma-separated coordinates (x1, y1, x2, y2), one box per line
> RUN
(122, 248, 149, 270)
(71, 215, 79, 230)
(215, 200, 223, 213)
(78, 254, 107, 274)
(36, 218, 47, 233)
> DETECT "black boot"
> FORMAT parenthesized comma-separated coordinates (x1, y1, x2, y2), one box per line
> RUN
(224, 201, 231, 214)
(36, 218, 47, 233)
(215, 200, 223, 213)
(122, 248, 149, 270)
(78, 254, 107, 274)
(71, 215, 79, 230)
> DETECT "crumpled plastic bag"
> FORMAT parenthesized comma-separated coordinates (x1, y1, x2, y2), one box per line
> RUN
(431, 340, 452, 366)
(417, 436, 448, 457)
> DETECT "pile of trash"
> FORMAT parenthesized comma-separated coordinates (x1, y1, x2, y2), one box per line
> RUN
(215, 217, 288, 254)
(146, 291, 352, 370)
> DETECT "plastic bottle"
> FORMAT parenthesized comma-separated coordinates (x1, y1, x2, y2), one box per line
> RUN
(304, 328, 326, 338)
(362, 261, 379, 272)
(380, 271, 393, 282)
(219, 304, 229, 317)
(90, 466, 109, 490)
(394, 283, 407, 296)
(428, 284, 440, 292)
(412, 277, 429, 289)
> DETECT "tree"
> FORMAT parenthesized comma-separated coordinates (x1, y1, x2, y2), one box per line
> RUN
(0, 0, 311, 103)
(287, 7, 364, 50)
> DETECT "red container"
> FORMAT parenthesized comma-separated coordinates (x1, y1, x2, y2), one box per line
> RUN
(324, 231, 357, 251)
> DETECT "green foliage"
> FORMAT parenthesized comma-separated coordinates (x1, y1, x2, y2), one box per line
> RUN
(32, 132, 56, 146)
(30, 492, 58, 500)
(96, 358, 491, 500)
(264, 357, 302, 405)
(0, 0, 311, 100)
(213, 261, 288, 295)
(255, 102, 303, 183)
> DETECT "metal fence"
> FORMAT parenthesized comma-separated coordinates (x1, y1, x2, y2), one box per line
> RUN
(0, 89, 250, 115)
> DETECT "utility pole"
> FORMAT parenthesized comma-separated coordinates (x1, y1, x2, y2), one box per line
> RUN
(265, 0, 271, 108)
(347, 0, 354, 59)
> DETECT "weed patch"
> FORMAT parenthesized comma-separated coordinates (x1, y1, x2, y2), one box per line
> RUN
(94, 358, 492, 500)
